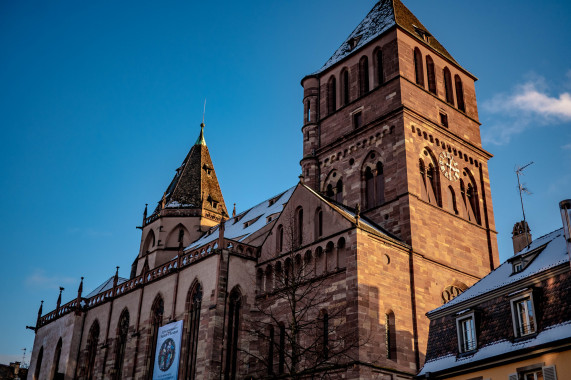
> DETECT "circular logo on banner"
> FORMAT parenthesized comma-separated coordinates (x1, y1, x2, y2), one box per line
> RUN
(158, 338, 176, 372)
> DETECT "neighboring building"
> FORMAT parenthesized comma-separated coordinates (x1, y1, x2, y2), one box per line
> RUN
(0, 362, 27, 380)
(28, 1, 501, 379)
(418, 202, 571, 380)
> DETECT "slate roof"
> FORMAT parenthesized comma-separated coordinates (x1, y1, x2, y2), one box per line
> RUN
(187, 186, 296, 249)
(315, 0, 457, 75)
(86, 276, 128, 298)
(153, 123, 228, 217)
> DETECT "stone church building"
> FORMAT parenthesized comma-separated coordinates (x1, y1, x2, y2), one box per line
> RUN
(28, 1, 500, 379)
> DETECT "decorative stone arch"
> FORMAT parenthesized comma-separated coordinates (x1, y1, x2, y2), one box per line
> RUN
(304, 250, 313, 276)
(323, 169, 343, 203)
(51, 337, 63, 380)
(340, 66, 350, 106)
(166, 223, 191, 248)
(441, 281, 468, 304)
(142, 229, 155, 255)
(34, 346, 43, 380)
(373, 46, 384, 86)
(461, 168, 481, 225)
(325, 241, 335, 272)
(359, 55, 370, 95)
(425, 55, 436, 94)
(315, 246, 325, 276)
(419, 146, 441, 207)
(327, 75, 337, 114)
(361, 150, 385, 209)
(146, 294, 165, 378)
(413, 47, 424, 86)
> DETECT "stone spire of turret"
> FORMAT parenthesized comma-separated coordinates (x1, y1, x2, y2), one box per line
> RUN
(232, 203, 236, 218)
(56, 287, 64, 311)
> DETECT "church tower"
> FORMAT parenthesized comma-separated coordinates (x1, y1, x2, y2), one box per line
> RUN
(301, 0, 499, 278)
(133, 123, 228, 275)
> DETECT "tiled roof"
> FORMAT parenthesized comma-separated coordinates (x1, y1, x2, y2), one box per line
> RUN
(153, 124, 228, 217)
(86, 276, 128, 298)
(315, 0, 456, 75)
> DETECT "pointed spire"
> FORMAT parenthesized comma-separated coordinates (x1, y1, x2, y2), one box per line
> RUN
(77, 277, 84, 298)
(232, 203, 236, 218)
(37, 300, 43, 319)
(113, 267, 119, 287)
(195, 122, 206, 146)
(143, 203, 148, 221)
(56, 287, 64, 311)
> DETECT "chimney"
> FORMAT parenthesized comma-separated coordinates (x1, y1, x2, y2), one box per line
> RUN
(512, 220, 531, 254)
(559, 199, 571, 265)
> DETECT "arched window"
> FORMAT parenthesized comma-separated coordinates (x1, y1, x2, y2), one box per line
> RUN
(185, 284, 202, 380)
(268, 326, 275, 375)
(337, 237, 346, 268)
(294, 207, 304, 247)
(306, 100, 311, 123)
(52, 338, 62, 380)
(447, 186, 458, 214)
(85, 321, 99, 380)
(315, 208, 323, 238)
(256, 269, 263, 292)
(414, 48, 424, 86)
(277, 225, 284, 252)
(178, 228, 184, 244)
(34, 346, 44, 380)
(359, 56, 369, 95)
(364, 161, 385, 209)
(315, 246, 324, 276)
(443, 67, 454, 104)
(142, 229, 155, 254)
(278, 323, 285, 374)
(284, 258, 292, 285)
(376, 48, 384, 86)
(265, 266, 273, 293)
(335, 179, 343, 203)
(147, 295, 164, 379)
(224, 288, 242, 380)
(327, 76, 336, 114)
(341, 69, 350, 105)
(326, 184, 334, 198)
(427, 163, 441, 206)
(426, 56, 436, 94)
(325, 241, 335, 272)
(113, 311, 129, 380)
(385, 311, 397, 360)
(455, 74, 465, 112)
(321, 310, 329, 359)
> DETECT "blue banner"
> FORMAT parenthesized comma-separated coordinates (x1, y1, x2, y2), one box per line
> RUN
(153, 320, 183, 380)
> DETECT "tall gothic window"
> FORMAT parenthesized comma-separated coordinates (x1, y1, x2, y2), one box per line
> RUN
(52, 338, 62, 380)
(268, 326, 275, 375)
(278, 323, 285, 374)
(277, 225, 283, 252)
(113, 310, 129, 380)
(322, 310, 329, 359)
(414, 48, 424, 86)
(420, 152, 441, 207)
(224, 288, 241, 380)
(364, 162, 385, 209)
(447, 186, 458, 215)
(327, 76, 336, 114)
(455, 74, 465, 112)
(85, 321, 100, 380)
(34, 347, 43, 380)
(426, 55, 436, 94)
(185, 284, 202, 380)
(359, 56, 369, 95)
(342, 69, 350, 106)
(385, 311, 397, 360)
(443, 67, 454, 104)
(376, 48, 384, 86)
(296, 207, 303, 247)
(315, 208, 323, 238)
(335, 179, 343, 203)
(147, 296, 164, 379)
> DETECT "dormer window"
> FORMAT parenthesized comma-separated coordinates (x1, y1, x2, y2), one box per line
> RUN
(456, 311, 477, 353)
(510, 291, 537, 337)
(348, 35, 362, 50)
(207, 195, 218, 209)
(268, 192, 285, 207)
(202, 164, 213, 175)
(513, 261, 524, 273)
(509, 243, 546, 275)
(413, 25, 431, 43)
(243, 216, 261, 228)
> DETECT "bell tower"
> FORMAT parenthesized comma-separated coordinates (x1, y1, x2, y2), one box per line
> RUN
(133, 123, 228, 276)
(300, 0, 499, 277)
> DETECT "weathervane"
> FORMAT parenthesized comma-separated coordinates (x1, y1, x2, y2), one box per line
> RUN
(516, 161, 534, 246)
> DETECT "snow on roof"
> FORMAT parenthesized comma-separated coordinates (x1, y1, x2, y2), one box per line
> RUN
(316, 0, 395, 74)
(429, 228, 568, 314)
(187, 186, 296, 249)
(419, 321, 571, 375)
(86, 276, 128, 298)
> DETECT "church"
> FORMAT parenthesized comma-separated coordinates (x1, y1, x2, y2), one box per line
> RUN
(28, 1, 500, 379)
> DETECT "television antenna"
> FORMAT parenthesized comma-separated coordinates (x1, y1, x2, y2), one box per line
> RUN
(516, 162, 534, 222)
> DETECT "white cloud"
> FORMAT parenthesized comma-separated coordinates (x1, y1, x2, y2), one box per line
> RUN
(25, 269, 75, 290)
(562, 143, 571, 150)
(481, 74, 571, 145)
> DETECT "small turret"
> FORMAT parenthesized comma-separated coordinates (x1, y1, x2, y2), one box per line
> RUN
(300, 76, 320, 191)
(512, 221, 532, 254)
(36, 300, 44, 328)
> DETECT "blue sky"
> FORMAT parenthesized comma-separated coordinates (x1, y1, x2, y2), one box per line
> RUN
(1, 0, 570, 364)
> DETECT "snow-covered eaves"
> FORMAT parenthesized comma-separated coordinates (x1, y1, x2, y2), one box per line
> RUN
(429, 228, 568, 315)
(187, 186, 296, 249)
(418, 321, 571, 375)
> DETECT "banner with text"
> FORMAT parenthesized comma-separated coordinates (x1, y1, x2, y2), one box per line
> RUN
(152, 320, 183, 380)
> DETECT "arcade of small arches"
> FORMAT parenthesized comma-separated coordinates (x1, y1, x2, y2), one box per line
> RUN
(141, 224, 192, 256)
(413, 46, 466, 113)
(257, 237, 347, 294)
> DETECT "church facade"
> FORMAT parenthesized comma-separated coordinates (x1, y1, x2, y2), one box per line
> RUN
(28, 1, 499, 379)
